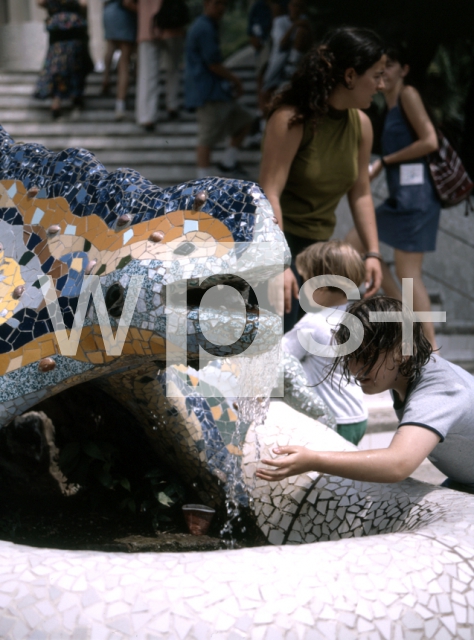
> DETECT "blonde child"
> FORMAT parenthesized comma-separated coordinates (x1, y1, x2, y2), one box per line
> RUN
(282, 240, 368, 444)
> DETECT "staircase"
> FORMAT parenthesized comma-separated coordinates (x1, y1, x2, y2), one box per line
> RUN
(0, 64, 260, 187)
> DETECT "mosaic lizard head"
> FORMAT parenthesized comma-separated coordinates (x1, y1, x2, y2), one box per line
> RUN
(0, 126, 289, 427)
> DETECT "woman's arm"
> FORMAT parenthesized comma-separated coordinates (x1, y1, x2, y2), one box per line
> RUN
(348, 110, 382, 296)
(259, 106, 303, 228)
(259, 107, 304, 313)
(256, 425, 440, 483)
(383, 86, 438, 166)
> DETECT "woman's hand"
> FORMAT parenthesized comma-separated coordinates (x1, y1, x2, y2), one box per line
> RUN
(268, 268, 299, 315)
(363, 256, 383, 297)
(256, 445, 316, 481)
(267, 273, 284, 316)
(369, 158, 383, 181)
(284, 268, 299, 314)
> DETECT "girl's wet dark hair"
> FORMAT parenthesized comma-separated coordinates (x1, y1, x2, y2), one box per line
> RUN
(269, 26, 385, 129)
(330, 296, 433, 384)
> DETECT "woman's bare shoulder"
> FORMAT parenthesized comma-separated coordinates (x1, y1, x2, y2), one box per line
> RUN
(268, 105, 299, 126)
(356, 109, 371, 127)
(400, 85, 423, 106)
(356, 109, 373, 138)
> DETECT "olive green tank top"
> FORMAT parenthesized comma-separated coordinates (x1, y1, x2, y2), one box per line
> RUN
(281, 107, 361, 240)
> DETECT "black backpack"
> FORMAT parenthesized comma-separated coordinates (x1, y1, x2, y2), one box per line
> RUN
(153, 0, 189, 30)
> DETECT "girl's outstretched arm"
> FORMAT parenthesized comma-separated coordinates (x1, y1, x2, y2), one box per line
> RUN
(256, 425, 440, 484)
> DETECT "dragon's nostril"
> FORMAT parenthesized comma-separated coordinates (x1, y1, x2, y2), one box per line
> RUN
(105, 283, 125, 318)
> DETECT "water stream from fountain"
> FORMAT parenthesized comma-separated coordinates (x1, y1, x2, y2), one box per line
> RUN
(220, 344, 281, 546)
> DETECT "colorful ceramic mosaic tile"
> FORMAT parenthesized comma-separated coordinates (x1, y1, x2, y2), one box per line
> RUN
(0, 125, 291, 505)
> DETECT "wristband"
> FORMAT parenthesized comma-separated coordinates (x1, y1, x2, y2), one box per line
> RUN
(363, 251, 383, 262)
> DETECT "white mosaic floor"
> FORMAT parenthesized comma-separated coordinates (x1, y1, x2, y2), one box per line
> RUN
(0, 513, 473, 639)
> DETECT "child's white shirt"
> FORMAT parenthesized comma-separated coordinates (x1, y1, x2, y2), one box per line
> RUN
(282, 304, 368, 424)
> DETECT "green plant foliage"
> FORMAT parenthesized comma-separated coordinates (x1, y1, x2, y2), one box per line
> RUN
(221, 9, 249, 59)
(424, 41, 474, 147)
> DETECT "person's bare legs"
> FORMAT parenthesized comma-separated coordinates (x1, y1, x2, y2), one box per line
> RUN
(102, 40, 116, 94)
(230, 123, 252, 150)
(115, 41, 134, 119)
(345, 227, 401, 298)
(197, 145, 212, 179)
(394, 249, 438, 349)
(117, 42, 134, 100)
(51, 95, 61, 118)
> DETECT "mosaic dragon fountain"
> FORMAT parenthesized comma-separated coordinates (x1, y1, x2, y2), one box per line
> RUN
(0, 126, 473, 638)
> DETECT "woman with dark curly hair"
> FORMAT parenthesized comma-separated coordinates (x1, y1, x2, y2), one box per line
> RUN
(257, 296, 474, 494)
(259, 26, 385, 331)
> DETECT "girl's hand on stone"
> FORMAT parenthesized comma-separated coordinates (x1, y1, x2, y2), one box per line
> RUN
(256, 445, 315, 481)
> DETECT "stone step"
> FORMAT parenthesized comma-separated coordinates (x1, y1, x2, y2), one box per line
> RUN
(0, 95, 257, 118)
(11, 135, 199, 149)
(2, 121, 198, 136)
(0, 67, 257, 85)
(0, 107, 198, 121)
(0, 82, 256, 108)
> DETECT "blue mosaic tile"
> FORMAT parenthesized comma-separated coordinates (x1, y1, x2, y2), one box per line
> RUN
(0, 126, 263, 243)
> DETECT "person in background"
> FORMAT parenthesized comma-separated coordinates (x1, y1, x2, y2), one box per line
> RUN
(35, 0, 93, 120)
(102, 0, 138, 120)
(259, 27, 384, 333)
(135, 0, 187, 131)
(248, 0, 273, 56)
(262, 0, 312, 99)
(345, 45, 440, 349)
(185, 0, 254, 179)
(261, 0, 290, 102)
(282, 241, 369, 445)
(247, 0, 273, 141)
